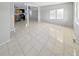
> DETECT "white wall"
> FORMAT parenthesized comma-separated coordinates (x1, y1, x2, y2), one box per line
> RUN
(10, 3, 15, 32)
(0, 3, 10, 45)
(73, 2, 79, 44)
(40, 2, 73, 28)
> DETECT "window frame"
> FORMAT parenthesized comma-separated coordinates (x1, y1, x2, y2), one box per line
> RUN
(49, 8, 64, 20)
(49, 9, 56, 20)
(57, 8, 64, 20)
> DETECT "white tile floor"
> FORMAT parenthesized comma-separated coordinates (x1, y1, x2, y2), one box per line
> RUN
(0, 21, 79, 56)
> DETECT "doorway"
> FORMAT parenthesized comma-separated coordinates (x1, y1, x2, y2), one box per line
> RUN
(29, 6, 38, 25)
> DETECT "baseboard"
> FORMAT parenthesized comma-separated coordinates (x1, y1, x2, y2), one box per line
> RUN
(0, 39, 10, 46)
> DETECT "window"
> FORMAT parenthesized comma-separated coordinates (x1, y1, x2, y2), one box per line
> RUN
(49, 8, 64, 20)
(57, 8, 64, 19)
(50, 10, 56, 19)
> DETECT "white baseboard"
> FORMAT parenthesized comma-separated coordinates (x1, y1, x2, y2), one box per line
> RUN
(0, 39, 10, 46)
(0, 28, 15, 46)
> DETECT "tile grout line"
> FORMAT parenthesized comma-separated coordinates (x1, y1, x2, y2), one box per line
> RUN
(6, 41, 11, 56)
(15, 38, 26, 56)
(10, 22, 75, 56)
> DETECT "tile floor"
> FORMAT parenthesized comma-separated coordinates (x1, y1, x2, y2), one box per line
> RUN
(0, 21, 79, 56)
